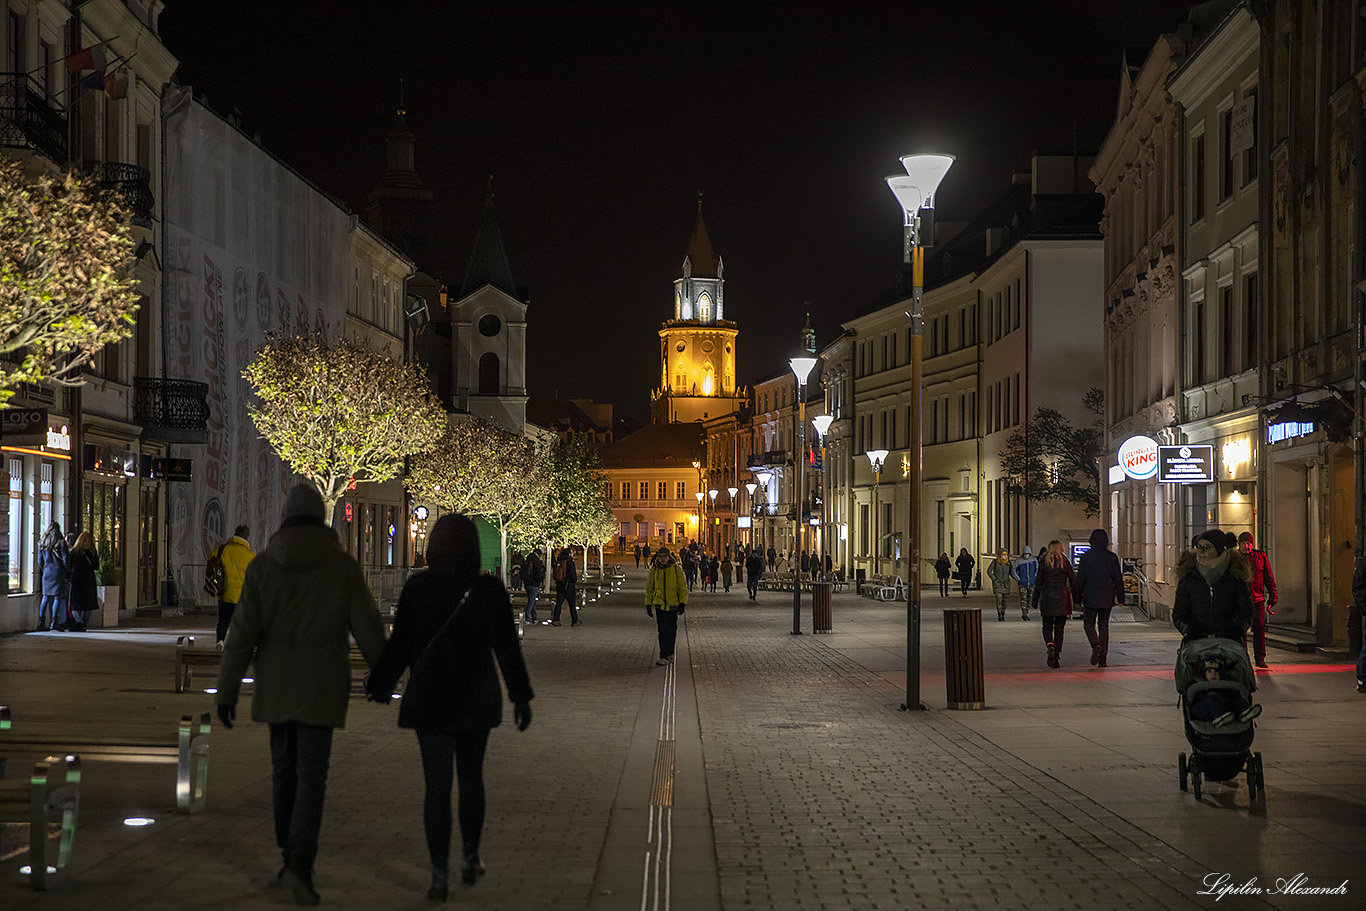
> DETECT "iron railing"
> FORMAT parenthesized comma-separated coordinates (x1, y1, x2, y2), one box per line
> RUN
(89, 161, 155, 224)
(134, 378, 210, 439)
(0, 72, 67, 163)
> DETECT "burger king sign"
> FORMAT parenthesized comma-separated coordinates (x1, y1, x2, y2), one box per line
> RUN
(1117, 435, 1160, 480)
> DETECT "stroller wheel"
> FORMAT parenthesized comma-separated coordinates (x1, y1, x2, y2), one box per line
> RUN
(1178, 753, 1188, 791)
(1193, 769, 1202, 801)
(1253, 752, 1265, 797)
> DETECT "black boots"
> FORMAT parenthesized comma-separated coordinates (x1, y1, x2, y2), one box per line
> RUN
(1047, 642, 1059, 668)
(460, 853, 486, 886)
(428, 866, 449, 902)
(279, 854, 320, 906)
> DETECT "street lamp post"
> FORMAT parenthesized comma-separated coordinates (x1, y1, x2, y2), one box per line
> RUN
(790, 356, 818, 635)
(744, 482, 757, 552)
(708, 488, 718, 553)
(866, 449, 888, 578)
(887, 152, 954, 712)
(812, 415, 833, 578)
(691, 459, 703, 547)
(694, 491, 704, 548)
(726, 487, 738, 555)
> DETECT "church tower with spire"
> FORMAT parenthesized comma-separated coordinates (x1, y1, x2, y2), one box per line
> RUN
(365, 86, 434, 266)
(651, 199, 746, 424)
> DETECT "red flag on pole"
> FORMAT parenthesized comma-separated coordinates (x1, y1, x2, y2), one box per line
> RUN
(63, 41, 108, 74)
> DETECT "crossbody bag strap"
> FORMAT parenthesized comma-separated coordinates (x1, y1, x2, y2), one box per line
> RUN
(413, 583, 475, 665)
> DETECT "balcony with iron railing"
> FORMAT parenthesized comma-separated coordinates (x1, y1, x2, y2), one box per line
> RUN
(88, 161, 155, 226)
(134, 378, 210, 443)
(0, 72, 68, 164)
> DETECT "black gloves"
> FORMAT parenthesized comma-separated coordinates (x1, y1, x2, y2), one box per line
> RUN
(216, 702, 236, 729)
(676, 604, 685, 615)
(646, 606, 654, 618)
(514, 699, 532, 731)
(363, 674, 393, 704)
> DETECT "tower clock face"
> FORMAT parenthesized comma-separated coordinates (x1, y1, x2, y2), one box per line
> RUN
(676, 341, 686, 352)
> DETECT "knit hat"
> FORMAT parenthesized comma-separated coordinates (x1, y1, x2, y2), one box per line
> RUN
(282, 484, 326, 524)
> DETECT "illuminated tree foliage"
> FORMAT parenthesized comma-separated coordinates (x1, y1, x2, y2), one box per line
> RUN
(408, 416, 549, 576)
(538, 436, 614, 548)
(0, 155, 140, 407)
(243, 334, 444, 522)
(1000, 386, 1104, 518)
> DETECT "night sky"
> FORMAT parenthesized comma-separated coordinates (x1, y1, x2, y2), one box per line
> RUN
(160, 0, 1197, 424)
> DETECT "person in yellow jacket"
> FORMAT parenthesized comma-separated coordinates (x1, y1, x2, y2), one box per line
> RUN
(645, 547, 688, 666)
(214, 524, 256, 648)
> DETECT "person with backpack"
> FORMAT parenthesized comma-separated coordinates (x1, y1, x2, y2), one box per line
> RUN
(550, 547, 579, 627)
(209, 525, 255, 648)
(523, 549, 545, 625)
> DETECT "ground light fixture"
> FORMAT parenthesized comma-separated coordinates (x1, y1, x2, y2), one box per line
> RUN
(886, 152, 954, 712)
(123, 817, 155, 827)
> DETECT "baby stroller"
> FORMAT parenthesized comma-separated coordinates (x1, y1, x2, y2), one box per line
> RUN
(1174, 637, 1265, 801)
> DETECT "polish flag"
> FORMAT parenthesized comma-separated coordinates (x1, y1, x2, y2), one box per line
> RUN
(64, 41, 108, 74)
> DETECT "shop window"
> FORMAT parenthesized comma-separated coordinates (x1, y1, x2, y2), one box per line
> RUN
(82, 479, 126, 584)
(8, 457, 24, 592)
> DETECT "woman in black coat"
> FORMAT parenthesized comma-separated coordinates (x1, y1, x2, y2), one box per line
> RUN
(954, 548, 975, 596)
(1032, 540, 1080, 667)
(367, 514, 534, 901)
(1172, 529, 1254, 644)
(67, 531, 100, 632)
(933, 554, 952, 598)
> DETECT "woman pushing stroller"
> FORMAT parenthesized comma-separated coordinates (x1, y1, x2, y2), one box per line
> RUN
(1173, 529, 1260, 726)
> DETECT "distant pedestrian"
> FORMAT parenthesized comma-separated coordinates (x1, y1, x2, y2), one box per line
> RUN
(1353, 556, 1366, 694)
(645, 547, 688, 665)
(933, 553, 952, 598)
(800, 551, 811, 577)
(955, 548, 975, 596)
(745, 549, 765, 600)
(68, 531, 100, 631)
(767, 545, 777, 572)
(824, 553, 833, 578)
(634, 543, 642, 569)
(776, 551, 791, 574)
(1077, 528, 1125, 667)
(1238, 532, 1277, 669)
(522, 550, 545, 624)
(36, 522, 71, 632)
(720, 555, 733, 592)
(215, 484, 386, 906)
(1012, 546, 1038, 620)
(708, 555, 719, 592)
(509, 551, 523, 592)
(366, 514, 533, 899)
(1172, 530, 1253, 645)
(987, 551, 1013, 621)
(211, 525, 256, 648)
(1033, 540, 1080, 668)
(551, 547, 580, 627)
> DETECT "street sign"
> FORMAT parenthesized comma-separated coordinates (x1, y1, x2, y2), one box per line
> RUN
(1157, 445, 1215, 483)
(150, 457, 193, 482)
(0, 407, 47, 445)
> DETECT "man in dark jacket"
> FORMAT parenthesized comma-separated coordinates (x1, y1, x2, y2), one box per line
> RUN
(767, 545, 777, 572)
(745, 549, 766, 601)
(1076, 528, 1125, 667)
(523, 550, 545, 624)
(550, 547, 579, 627)
(1237, 532, 1277, 668)
(1354, 557, 1366, 694)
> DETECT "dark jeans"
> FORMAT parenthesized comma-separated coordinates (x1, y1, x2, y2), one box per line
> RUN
(524, 585, 540, 622)
(1082, 607, 1111, 658)
(416, 727, 491, 869)
(216, 600, 236, 642)
(747, 573, 759, 600)
(960, 574, 971, 595)
(269, 721, 334, 866)
(655, 608, 679, 659)
(1042, 616, 1067, 653)
(552, 583, 578, 623)
(938, 577, 949, 597)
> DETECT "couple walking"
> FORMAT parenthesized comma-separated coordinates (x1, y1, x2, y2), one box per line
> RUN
(215, 486, 532, 905)
(1032, 529, 1126, 667)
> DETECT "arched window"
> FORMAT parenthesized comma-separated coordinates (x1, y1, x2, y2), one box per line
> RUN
(697, 292, 711, 322)
(479, 352, 499, 394)
(703, 366, 714, 395)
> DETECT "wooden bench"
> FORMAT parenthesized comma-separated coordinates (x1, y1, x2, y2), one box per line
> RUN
(175, 635, 226, 693)
(0, 737, 80, 892)
(0, 708, 208, 815)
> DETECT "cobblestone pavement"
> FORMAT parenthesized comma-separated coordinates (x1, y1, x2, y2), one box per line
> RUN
(0, 566, 1361, 910)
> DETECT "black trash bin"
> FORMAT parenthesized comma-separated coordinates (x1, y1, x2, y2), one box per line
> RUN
(812, 582, 833, 633)
(943, 607, 984, 709)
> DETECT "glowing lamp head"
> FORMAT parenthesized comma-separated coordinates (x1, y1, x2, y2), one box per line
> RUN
(727, 487, 738, 499)
(887, 153, 955, 216)
(790, 357, 818, 384)
(811, 415, 833, 438)
(745, 482, 757, 496)
(708, 489, 718, 502)
(866, 449, 890, 472)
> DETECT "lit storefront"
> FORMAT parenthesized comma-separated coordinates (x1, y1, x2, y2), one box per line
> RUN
(4, 421, 74, 603)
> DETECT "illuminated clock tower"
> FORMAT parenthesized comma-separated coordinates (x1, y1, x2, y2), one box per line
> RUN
(650, 199, 746, 424)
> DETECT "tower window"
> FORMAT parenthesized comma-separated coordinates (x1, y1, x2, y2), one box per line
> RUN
(478, 314, 502, 337)
(479, 352, 499, 394)
(698, 292, 711, 322)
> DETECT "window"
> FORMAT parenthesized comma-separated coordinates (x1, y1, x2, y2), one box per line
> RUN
(860, 504, 870, 554)
(958, 308, 966, 348)
(697, 292, 711, 321)
(1245, 273, 1258, 371)
(36, 41, 51, 98)
(1243, 88, 1258, 185)
(986, 386, 993, 434)
(7, 13, 24, 73)
(370, 272, 378, 322)
(639, 481, 649, 500)
(622, 482, 631, 500)
(882, 503, 893, 558)
(890, 408, 897, 450)
(1003, 376, 1011, 428)
(352, 265, 360, 314)
(959, 393, 966, 441)
(986, 297, 995, 346)
(1194, 301, 1206, 383)
(1015, 279, 1022, 328)
(1014, 373, 1021, 426)
(1220, 109, 1234, 201)
(881, 411, 888, 449)
(1193, 134, 1206, 221)
(478, 352, 499, 394)
(930, 317, 939, 356)
(658, 481, 668, 500)
(676, 481, 686, 500)
(479, 315, 502, 337)
(7, 458, 23, 592)
(882, 334, 888, 371)
(968, 391, 977, 437)
(905, 327, 911, 363)
(1220, 285, 1234, 375)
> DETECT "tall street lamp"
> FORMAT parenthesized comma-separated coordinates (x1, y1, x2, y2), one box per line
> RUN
(744, 481, 758, 551)
(708, 488, 718, 553)
(866, 449, 888, 578)
(755, 469, 772, 558)
(790, 355, 818, 635)
(887, 152, 954, 712)
(812, 415, 833, 577)
(694, 491, 704, 547)
(727, 486, 738, 555)
(691, 458, 703, 547)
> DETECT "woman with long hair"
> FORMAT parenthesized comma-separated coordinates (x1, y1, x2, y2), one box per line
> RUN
(68, 531, 100, 631)
(36, 522, 71, 631)
(1032, 541, 1081, 667)
(366, 514, 533, 901)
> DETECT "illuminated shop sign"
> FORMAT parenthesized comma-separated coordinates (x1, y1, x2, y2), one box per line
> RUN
(1157, 445, 1214, 483)
(1221, 438, 1251, 476)
(1267, 420, 1314, 444)
(46, 425, 71, 451)
(1117, 435, 1159, 480)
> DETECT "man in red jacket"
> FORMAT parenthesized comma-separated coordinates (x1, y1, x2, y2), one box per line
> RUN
(1238, 532, 1278, 669)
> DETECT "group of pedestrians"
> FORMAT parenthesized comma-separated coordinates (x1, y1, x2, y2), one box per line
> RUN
(214, 485, 534, 906)
(33, 521, 100, 632)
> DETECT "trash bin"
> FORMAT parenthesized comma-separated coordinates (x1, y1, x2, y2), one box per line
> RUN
(812, 582, 833, 633)
(943, 607, 984, 709)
